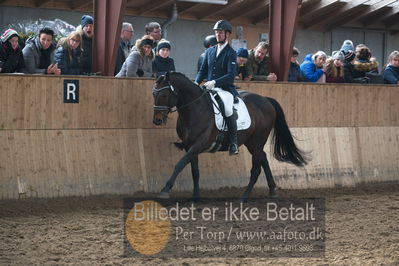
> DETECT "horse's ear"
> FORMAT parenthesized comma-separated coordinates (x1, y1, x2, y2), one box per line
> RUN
(165, 72, 170, 82)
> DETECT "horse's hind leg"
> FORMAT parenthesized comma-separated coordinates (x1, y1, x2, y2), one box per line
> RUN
(190, 155, 200, 202)
(241, 152, 262, 202)
(260, 151, 277, 198)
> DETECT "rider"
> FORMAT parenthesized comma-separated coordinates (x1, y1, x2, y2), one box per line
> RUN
(195, 20, 239, 156)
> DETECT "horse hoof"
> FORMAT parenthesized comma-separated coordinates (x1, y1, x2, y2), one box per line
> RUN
(269, 191, 278, 199)
(158, 192, 170, 199)
(189, 197, 200, 203)
(240, 197, 248, 203)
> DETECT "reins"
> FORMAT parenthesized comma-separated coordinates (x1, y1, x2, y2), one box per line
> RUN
(153, 83, 208, 113)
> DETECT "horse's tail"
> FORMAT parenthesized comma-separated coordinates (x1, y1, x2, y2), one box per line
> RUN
(267, 97, 310, 167)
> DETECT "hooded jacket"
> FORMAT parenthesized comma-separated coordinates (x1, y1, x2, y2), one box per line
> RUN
(22, 36, 57, 74)
(300, 53, 324, 82)
(383, 65, 399, 84)
(0, 41, 25, 73)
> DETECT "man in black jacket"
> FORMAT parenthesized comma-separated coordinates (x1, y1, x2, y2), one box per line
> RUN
(114, 22, 134, 75)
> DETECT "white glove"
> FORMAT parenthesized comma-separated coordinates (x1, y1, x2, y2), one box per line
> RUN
(194, 81, 199, 85)
(204, 80, 216, 90)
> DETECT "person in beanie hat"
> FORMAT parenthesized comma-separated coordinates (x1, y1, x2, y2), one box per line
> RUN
(0, 28, 25, 73)
(116, 35, 154, 77)
(236, 48, 249, 80)
(152, 39, 175, 78)
(341, 49, 367, 83)
(76, 14, 94, 74)
(340, 40, 354, 53)
(325, 50, 345, 83)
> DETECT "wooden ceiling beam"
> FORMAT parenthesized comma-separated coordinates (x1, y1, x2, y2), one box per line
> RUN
(251, 5, 270, 25)
(178, 2, 200, 15)
(197, 0, 245, 20)
(70, 0, 92, 10)
(34, 0, 52, 7)
(303, 0, 368, 29)
(299, 0, 340, 20)
(228, 0, 269, 22)
(137, 0, 175, 15)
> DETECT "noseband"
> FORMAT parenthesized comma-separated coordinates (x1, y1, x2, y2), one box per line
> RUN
(153, 83, 178, 112)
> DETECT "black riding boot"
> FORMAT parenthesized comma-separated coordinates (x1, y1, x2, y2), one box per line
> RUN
(225, 115, 239, 155)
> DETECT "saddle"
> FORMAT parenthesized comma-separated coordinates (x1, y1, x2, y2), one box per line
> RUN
(205, 89, 251, 153)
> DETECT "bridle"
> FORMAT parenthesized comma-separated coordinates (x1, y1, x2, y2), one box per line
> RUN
(153, 82, 207, 113)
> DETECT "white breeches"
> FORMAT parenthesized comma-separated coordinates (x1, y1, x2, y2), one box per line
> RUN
(212, 87, 234, 117)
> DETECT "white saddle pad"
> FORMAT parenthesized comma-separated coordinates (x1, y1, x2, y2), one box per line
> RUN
(209, 91, 251, 131)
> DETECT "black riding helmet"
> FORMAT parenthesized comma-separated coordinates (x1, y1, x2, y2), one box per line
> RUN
(213, 20, 232, 33)
(203, 35, 217, 48)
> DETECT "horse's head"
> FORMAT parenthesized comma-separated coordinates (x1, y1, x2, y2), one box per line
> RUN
(152, 72, 178, 126)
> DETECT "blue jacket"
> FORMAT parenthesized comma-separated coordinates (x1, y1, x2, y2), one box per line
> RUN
(300, 54, 324, 82)
(383, 65, 399, 84)
(54, 46, 83, 75)
(195, 44, 238, 97)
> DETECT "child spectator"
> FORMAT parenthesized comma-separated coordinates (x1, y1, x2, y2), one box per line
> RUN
(23, 27, 60, 75)
(116, 35, 154, 77)
(300, 51, 326, 82)
(288, 46, 302, 82)
(383, 51, 399, 84)
(325, 50, 345, 83)
(54, 31, 83, 75)
(235, 48, 249, 80)
(0, 29, 25, 73)
(152, 40, 175, 78)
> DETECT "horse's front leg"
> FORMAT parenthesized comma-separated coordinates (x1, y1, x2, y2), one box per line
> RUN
(159, 150, 195, 199)
(190, 155, 200, 202)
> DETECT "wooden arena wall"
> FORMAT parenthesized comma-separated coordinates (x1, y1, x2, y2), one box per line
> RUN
(0, 75, 398, 199)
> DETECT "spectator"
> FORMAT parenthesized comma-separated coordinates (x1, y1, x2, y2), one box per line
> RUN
(300, 51, 327, 83)
(115, 22, 134, 75)
(77, 15, 94, 74)
(0, 29, 25, 73)
(198, 35, 217, 72)
(353, 44, 379, 77)
(383, 51, 399, 84)
(340, 40, 354, 54)
(116, 35, 154, 77)
(22, 27, 60, 75)
(353, 44, 382, 84)
(288, 46, 302, 82)
(325, 50, 345, 83)
(152, 40, 175, 78)
(145, 22, 162, 47)
(54, 31, 83, 75)
(235, 47, 249, 80)
(342, 49, 368, 83)
(245, 41, 277, 81)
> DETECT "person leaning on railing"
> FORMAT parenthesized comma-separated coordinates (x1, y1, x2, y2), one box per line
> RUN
(22, 27, 61, 75)
(383, 50, 399, 85)
(0, 29, 25, 73)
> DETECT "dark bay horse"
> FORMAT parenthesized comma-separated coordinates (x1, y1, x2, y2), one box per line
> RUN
(152, 72, 309, 201)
